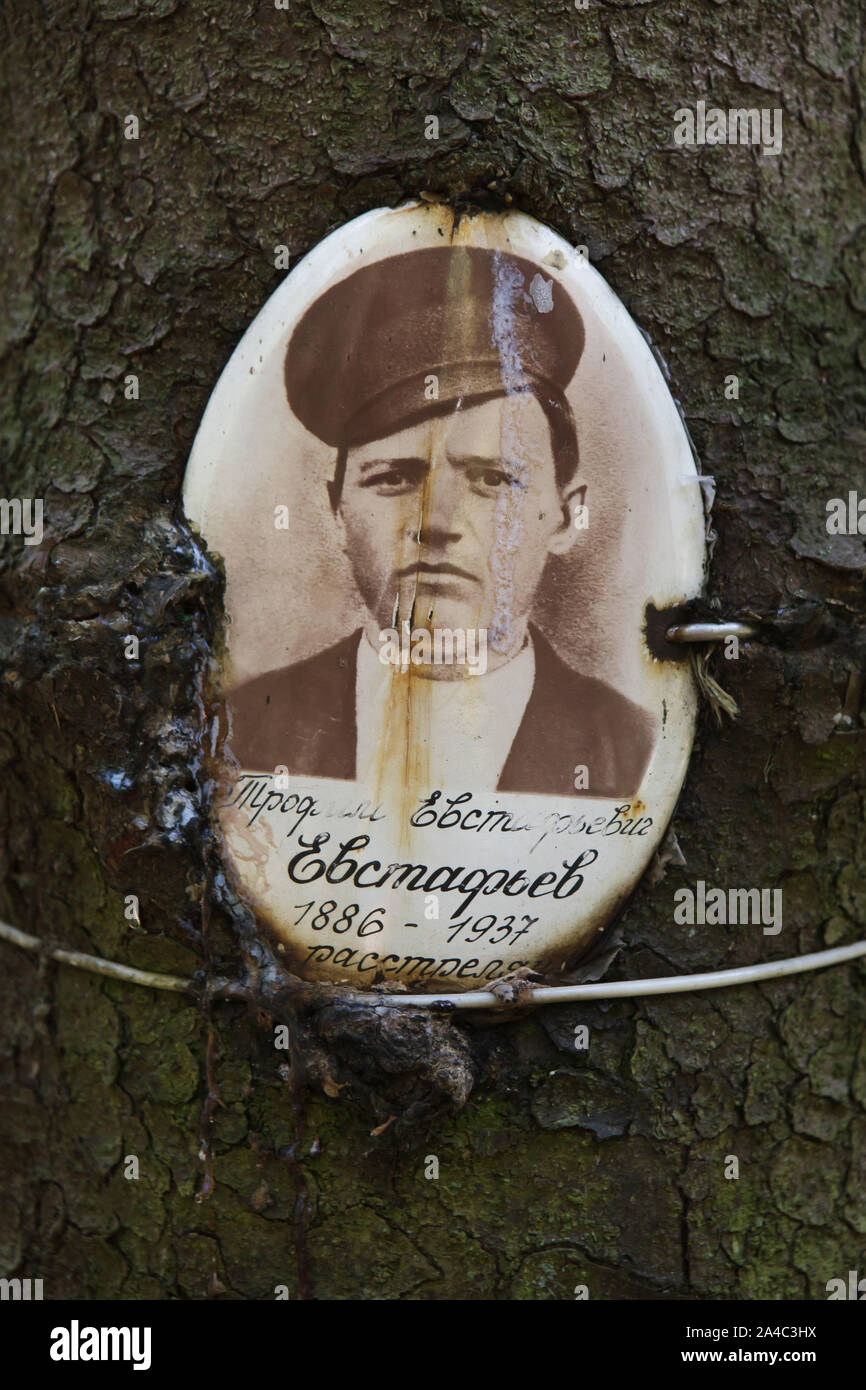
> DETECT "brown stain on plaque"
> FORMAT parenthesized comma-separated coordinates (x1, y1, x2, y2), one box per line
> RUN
(369, 209, 564, 864)
(221, 800, 276, 897)
(371, 212, 497, 848)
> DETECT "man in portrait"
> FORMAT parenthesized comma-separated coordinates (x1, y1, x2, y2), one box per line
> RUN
(227, 245, 656, 798)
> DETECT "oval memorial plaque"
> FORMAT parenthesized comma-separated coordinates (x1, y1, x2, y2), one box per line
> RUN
(184, 203, 706, 992)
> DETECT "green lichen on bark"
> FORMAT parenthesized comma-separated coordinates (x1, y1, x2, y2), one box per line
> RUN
(1, 0, 865, 1299)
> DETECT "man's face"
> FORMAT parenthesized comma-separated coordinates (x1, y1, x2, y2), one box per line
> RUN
(337, 393, 582, 661)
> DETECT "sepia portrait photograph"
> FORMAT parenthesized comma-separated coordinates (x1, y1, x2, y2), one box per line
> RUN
(188, 205, 702, 815)
(227, 239, 659, 802)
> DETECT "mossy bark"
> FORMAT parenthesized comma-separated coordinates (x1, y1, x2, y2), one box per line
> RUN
(1, 0, 864, 1300)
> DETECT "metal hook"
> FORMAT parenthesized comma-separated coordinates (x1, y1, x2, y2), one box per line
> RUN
(666, 621, 758, 643)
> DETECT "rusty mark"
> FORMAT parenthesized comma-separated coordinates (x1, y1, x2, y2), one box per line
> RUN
(643, 602, 692, 662)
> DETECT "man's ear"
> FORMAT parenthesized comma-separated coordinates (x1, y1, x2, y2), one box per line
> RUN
(547, 482, 588, 556)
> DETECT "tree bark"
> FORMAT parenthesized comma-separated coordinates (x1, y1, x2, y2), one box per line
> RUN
(1, 0, 864, 1300)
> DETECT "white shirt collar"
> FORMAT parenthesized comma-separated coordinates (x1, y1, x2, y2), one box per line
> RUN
(355, 630, 536, 794)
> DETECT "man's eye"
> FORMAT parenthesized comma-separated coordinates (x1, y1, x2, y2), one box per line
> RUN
(467, 467, 522, 491)
(362, 466, 422, 491)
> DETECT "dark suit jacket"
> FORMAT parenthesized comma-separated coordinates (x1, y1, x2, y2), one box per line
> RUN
(227, 625, 656, 799)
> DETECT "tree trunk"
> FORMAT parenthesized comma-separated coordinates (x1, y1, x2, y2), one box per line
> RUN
(1, 0, 864, 1301)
